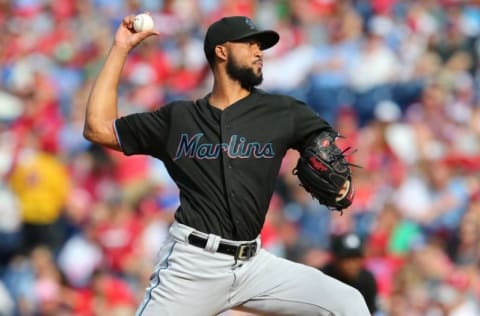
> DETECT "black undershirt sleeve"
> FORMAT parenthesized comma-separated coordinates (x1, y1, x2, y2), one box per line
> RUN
(290, 99, 333, 151)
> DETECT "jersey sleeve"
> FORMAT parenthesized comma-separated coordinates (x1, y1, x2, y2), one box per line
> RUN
(114, 103, 171, 157)
(290, 99, 333, 151)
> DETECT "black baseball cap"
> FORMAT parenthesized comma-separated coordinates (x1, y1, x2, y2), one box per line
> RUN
(204, 16, 279, 59)
(331, 233, 364, 258)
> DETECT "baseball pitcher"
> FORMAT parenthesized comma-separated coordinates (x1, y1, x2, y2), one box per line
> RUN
(83, 14, 369, 316)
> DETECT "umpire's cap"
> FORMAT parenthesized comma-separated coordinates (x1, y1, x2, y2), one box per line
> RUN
(331, 233, 364, 258)
(204, 16, 279, 60)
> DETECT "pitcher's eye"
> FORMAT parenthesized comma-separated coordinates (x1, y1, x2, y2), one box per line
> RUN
(249, 39, 261, 47)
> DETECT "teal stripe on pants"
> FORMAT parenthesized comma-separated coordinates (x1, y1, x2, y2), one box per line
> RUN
(136, 242, 177, 316)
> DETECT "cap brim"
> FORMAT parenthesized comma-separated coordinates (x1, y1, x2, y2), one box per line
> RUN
(231, 30, 280, 50)
(336, 250, 363, 258)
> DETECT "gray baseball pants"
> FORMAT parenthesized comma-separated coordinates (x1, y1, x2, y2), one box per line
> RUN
(135, 221, 370, 316)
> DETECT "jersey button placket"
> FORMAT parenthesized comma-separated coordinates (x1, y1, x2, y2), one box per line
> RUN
(225, 122, 232, 170)
(221, 113, 234, 207)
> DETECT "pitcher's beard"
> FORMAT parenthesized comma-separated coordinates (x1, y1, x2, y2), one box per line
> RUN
(226, 56, 263, 90)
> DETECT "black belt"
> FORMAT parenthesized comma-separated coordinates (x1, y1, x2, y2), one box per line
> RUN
(188, 233, 258, 260)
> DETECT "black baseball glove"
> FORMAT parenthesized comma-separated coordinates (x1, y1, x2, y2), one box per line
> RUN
(293, 130, 357, 212)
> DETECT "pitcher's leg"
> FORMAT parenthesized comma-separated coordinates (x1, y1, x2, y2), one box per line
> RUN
(135, 236, 233, 316)
(233, 250, 370, 316)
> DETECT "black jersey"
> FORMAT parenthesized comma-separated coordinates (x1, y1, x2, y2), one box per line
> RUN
(322, 263, 378, 314)
(114, 89, 331, 240)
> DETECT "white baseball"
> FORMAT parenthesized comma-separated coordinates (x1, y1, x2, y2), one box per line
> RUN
(133, 13, 154, 32)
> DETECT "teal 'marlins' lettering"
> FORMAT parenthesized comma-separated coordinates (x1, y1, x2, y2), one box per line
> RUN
(174, 133, 275, 160)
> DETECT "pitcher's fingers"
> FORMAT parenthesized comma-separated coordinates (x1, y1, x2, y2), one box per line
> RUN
(136, 29, 160, 40)
(122, 15, 136, 29)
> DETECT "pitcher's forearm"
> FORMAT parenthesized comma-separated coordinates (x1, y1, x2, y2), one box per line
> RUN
(83, 45, 130, 148)
(87, 45, 129, 120)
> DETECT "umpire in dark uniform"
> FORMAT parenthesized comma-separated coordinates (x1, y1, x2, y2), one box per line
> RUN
(321, 233, 379, 314)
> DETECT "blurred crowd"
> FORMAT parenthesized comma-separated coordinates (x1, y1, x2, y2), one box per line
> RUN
(1, 0, 480, 315)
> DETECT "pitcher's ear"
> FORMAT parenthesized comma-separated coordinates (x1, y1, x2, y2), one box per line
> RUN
(215, 44, 228, 62)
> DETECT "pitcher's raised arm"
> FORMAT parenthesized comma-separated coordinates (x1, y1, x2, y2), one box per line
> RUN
(83, 14, 158, 150)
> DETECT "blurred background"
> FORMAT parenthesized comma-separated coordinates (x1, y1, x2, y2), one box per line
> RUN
(1, 0, 480, 315)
